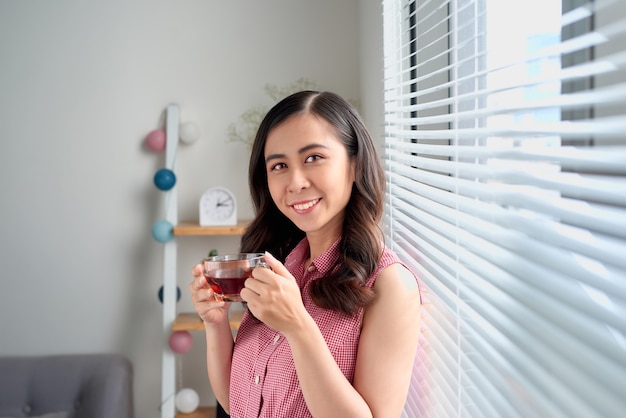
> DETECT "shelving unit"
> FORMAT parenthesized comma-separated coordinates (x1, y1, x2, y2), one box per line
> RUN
(159, 103, 250, 418)
(174, 220, 249, 236)
(175, 407, 216, 418)
(173, 310, 245, 332)
(168, 224, 248, 418)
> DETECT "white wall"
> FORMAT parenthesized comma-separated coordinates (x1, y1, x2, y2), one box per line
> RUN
(0, 1, 377, 417)
(358, 0, 385, 153)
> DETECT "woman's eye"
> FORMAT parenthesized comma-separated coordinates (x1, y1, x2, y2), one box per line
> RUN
(305, 154, 323, 163)
(270, 162, 286, 171)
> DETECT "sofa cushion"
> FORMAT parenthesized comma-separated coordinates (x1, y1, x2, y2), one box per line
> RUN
(1, 413, 68, 418)
(0, 354, 133, 418)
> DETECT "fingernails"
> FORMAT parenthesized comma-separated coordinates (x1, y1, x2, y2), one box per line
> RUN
(264, 251, 276, 261)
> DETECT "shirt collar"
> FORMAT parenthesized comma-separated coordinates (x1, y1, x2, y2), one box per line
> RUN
(286, 236, 342, 277)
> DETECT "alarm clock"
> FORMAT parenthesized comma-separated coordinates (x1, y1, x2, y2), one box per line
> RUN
(199, 186, 237, 226)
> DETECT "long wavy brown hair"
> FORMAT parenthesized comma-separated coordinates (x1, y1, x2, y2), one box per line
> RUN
(240, 91, 385, 315)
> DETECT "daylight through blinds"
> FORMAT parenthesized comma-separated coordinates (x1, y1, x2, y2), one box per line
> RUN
(383, 0, 626, 417)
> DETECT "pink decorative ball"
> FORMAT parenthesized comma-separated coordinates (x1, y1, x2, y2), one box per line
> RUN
(145, 129, 166, 152)
(168, 330, 193, 354)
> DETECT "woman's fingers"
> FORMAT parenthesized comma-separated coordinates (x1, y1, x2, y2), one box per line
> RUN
(189, 265, 210, 291)
(191, 264, 204, 279)
(241, 278, 265, 301)
(190, 283, 209, 301)
(262, 251, 295, 282)
(189, 269, 213, 306)
(186, 264, 230, 325)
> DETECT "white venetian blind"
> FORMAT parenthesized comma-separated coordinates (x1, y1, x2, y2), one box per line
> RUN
(382, 0, 626, 417)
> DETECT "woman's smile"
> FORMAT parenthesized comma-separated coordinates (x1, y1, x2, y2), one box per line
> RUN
(291, 198, 321, 213)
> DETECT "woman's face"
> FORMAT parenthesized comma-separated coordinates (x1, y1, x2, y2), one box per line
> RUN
(264, 113, 355, 240)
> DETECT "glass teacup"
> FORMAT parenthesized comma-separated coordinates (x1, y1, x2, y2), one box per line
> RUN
(202, 253, 267, 302)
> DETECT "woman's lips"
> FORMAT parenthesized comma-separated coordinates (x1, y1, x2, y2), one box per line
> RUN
(291, 198, 320, 212)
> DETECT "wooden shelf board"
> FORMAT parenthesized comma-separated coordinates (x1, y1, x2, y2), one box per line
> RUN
(176, 406, 216, 418)
(173, 310, 244, 331)
(174, 220, 250, 236)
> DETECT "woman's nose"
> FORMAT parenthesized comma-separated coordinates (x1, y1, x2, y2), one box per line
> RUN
(287, 169, 310, 193)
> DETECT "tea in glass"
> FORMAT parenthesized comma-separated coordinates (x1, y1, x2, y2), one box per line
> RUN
(202, 253, 266, 302)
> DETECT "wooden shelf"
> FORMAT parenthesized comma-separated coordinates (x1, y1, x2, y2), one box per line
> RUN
(173, 310, 244, 332)
(174, 220, 251, 236)
(176, 406, 216, 418)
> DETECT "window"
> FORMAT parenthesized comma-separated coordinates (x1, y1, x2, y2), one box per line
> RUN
(383, 1, 626, 416)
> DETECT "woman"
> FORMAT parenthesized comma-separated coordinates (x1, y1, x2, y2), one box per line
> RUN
(190, 91, 421, 417)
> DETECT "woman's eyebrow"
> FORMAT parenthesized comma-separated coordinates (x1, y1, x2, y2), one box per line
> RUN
(265, 153, 285, 165)
(265, 143, 329, 164)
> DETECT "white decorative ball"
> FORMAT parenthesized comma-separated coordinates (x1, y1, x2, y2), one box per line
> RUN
(175, 388, 200, 414)
(179, 122, 200, 144)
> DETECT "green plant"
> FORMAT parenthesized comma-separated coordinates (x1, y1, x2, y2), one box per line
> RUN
(227, 78, 321, 148)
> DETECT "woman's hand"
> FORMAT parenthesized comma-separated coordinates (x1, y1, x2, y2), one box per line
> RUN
(188, 264, 230, 325)
(189, 264, 235, 412)
(240, 252, 307, 334)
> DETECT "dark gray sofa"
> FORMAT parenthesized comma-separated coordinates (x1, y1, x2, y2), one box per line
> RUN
(0, 354, 133, 418)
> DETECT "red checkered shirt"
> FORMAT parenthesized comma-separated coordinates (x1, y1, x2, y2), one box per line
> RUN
(229, 237, 408, 417)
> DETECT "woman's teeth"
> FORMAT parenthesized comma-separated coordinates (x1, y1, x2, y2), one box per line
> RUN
(293, 199, 319, 211)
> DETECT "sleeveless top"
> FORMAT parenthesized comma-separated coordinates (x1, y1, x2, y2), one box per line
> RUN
(229, 237, 412, 417)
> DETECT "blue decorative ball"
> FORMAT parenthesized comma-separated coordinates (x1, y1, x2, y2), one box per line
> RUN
(158, 285, 181, 303)
(154, 168, 176, 191)
(152, 220, 174, 243)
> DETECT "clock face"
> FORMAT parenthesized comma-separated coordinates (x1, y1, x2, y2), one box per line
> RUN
(199, 187, 237, 226)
